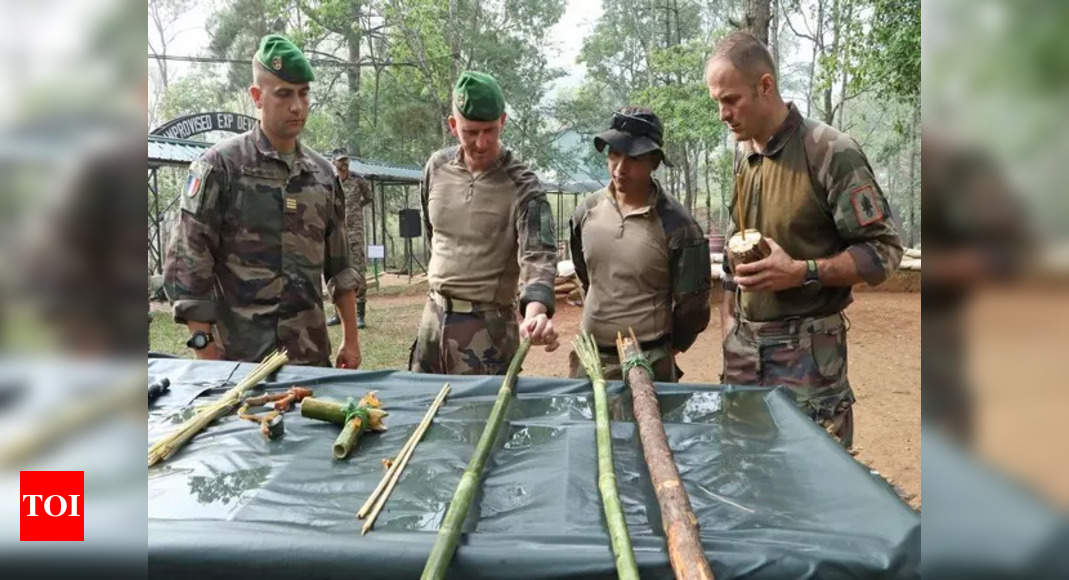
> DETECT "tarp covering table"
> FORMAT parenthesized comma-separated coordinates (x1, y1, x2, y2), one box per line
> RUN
(147, 359, 919, 579)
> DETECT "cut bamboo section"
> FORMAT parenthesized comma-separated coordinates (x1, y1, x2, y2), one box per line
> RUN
(573, 333, 639, 580)
(148, 350, 289, 466)
(618, 330, 714, 580)
(727, 229, 771, 266)
(421, 339, 531, 580)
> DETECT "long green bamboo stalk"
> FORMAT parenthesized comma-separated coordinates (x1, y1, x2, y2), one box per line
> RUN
(148, 349, 289, 466)
(420, 339, 531, 580)
(574, 333, 640, 580)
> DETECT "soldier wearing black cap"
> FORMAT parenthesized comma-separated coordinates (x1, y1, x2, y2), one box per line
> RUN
(568, 106, 712, 381)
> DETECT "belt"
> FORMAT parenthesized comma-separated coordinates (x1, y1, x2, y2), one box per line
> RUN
(429, 290, 505, 314)
(735, 312, 846, 343)
(597, 334, 670, 356)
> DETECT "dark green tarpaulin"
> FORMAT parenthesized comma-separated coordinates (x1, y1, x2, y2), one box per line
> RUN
(147, 359, 919, 579)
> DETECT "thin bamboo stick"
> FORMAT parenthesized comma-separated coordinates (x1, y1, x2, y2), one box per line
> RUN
(420, 339, 531, 580)
(148, 350, 289, 466)
(361, 384, 451, 534)
(358, 383, 451, 518)
(573, 333, 639, 580)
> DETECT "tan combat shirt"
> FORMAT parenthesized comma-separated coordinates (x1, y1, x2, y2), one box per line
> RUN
(571, 180, 711, 351)
(420, 145, 557, 313)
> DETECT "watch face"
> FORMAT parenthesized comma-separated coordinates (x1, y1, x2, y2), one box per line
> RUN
(188, 333, 209, 349)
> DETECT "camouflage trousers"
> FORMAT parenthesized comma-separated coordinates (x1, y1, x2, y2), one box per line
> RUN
(721, 312, 855, 447)
(569, 344, 679, 383)
(345, 221, 368, 301)
(408, 293, 520, 375)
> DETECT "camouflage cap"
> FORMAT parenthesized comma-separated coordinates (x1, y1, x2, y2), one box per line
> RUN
(452, 71, 505, 121)
(331, 147, 350, 162)
(255, 34, 314, 84)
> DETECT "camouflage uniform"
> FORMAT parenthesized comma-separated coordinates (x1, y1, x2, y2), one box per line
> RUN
(568, 180, 712, 382)
(340, 174, 373, 300)
(163, 123, 360, 366)
(410, 145, 557, 375)
(721, 103, 903, 447)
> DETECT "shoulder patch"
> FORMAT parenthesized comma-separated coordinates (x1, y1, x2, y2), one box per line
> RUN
(185, 159, 209, 199)
(850, 184, 884, 226)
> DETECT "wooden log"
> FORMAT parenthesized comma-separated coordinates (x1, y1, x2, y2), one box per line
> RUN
(727, 229, 771, 266)
(617, 330, 714, 580)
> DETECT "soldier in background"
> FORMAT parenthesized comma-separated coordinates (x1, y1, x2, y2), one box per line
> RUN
(164, 34, 362, 367)
(411, 71, 559, 375)
(326, 148, 373, 329)
(707, 31, 903, 447)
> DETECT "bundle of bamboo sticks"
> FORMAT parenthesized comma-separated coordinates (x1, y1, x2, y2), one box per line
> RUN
(148, 349, 289, 466)
(358, 383, 451, 534)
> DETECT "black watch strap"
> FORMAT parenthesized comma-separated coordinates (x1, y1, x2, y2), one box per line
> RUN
(186, 330, 214, 350)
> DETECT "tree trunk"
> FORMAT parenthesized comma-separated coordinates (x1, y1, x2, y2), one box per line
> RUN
(346, 1, 363, 156)
(908, 108, 919, 247)
(745, 0, 772, 45)
(822, 0, 840, 125)
(617, 333, 715, 580)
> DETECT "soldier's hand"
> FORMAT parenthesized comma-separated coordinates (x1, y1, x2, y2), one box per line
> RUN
(733, 238, 806, 292)
(521, 313, 560, 352)
(193, 342, 225, 361)
(335, 340, 362, 369)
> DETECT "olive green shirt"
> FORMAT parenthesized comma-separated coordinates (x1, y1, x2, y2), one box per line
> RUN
(724, 103, 903, 321)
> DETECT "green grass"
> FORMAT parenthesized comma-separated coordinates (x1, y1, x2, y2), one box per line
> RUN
(149, 298, 424, 370)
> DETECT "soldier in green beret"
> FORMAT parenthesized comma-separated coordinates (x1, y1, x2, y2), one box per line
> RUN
(164, 34, 363, 368)
(411, 71, 559, 375)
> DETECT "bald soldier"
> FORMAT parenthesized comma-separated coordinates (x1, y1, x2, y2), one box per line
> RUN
(164, 34, 362, 367)
(569, 107, 711, 381)
(411, 71, 559, 375)
(707, 31, 903, 447)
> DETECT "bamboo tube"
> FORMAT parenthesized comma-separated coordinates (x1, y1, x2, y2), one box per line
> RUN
(358, 384, 451, 519)
(334, 414, 368, 459)
(573, 333, 639, 580)
(148, 349, 289, 466)
(618, 330, 714, 580)
(361, 384, 452, 534)
(420, 339, 532, 580)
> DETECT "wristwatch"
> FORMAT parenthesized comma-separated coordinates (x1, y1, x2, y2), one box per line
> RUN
(186, 330, 214, 350)
(802, 259, 821, 290)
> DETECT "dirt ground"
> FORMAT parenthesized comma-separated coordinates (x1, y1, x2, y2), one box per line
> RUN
(523, 291, 921, 508)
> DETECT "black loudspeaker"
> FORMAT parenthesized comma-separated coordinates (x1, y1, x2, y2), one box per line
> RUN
(399, 208, 421, 238)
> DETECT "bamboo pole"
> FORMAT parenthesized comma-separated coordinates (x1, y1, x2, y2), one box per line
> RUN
(573, 333, 640, 580)
(420, 339, 532, 580)
(358, 383, 451, 519)
(618, 330, 714, 580)
(361, 384, 452, 534)
(148, 350, 289, 466)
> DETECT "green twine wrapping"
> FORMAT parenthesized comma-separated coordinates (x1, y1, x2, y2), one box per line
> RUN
(621, 355, 656, 385)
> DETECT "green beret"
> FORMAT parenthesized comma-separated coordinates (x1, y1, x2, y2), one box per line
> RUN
(255, 34, 314, 84)
(452, 71, 505, 121)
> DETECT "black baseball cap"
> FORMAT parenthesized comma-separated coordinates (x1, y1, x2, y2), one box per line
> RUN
(593, 109, 673, 167)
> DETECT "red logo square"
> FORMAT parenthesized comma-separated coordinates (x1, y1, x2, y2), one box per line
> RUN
(20, 471, 84, 541)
